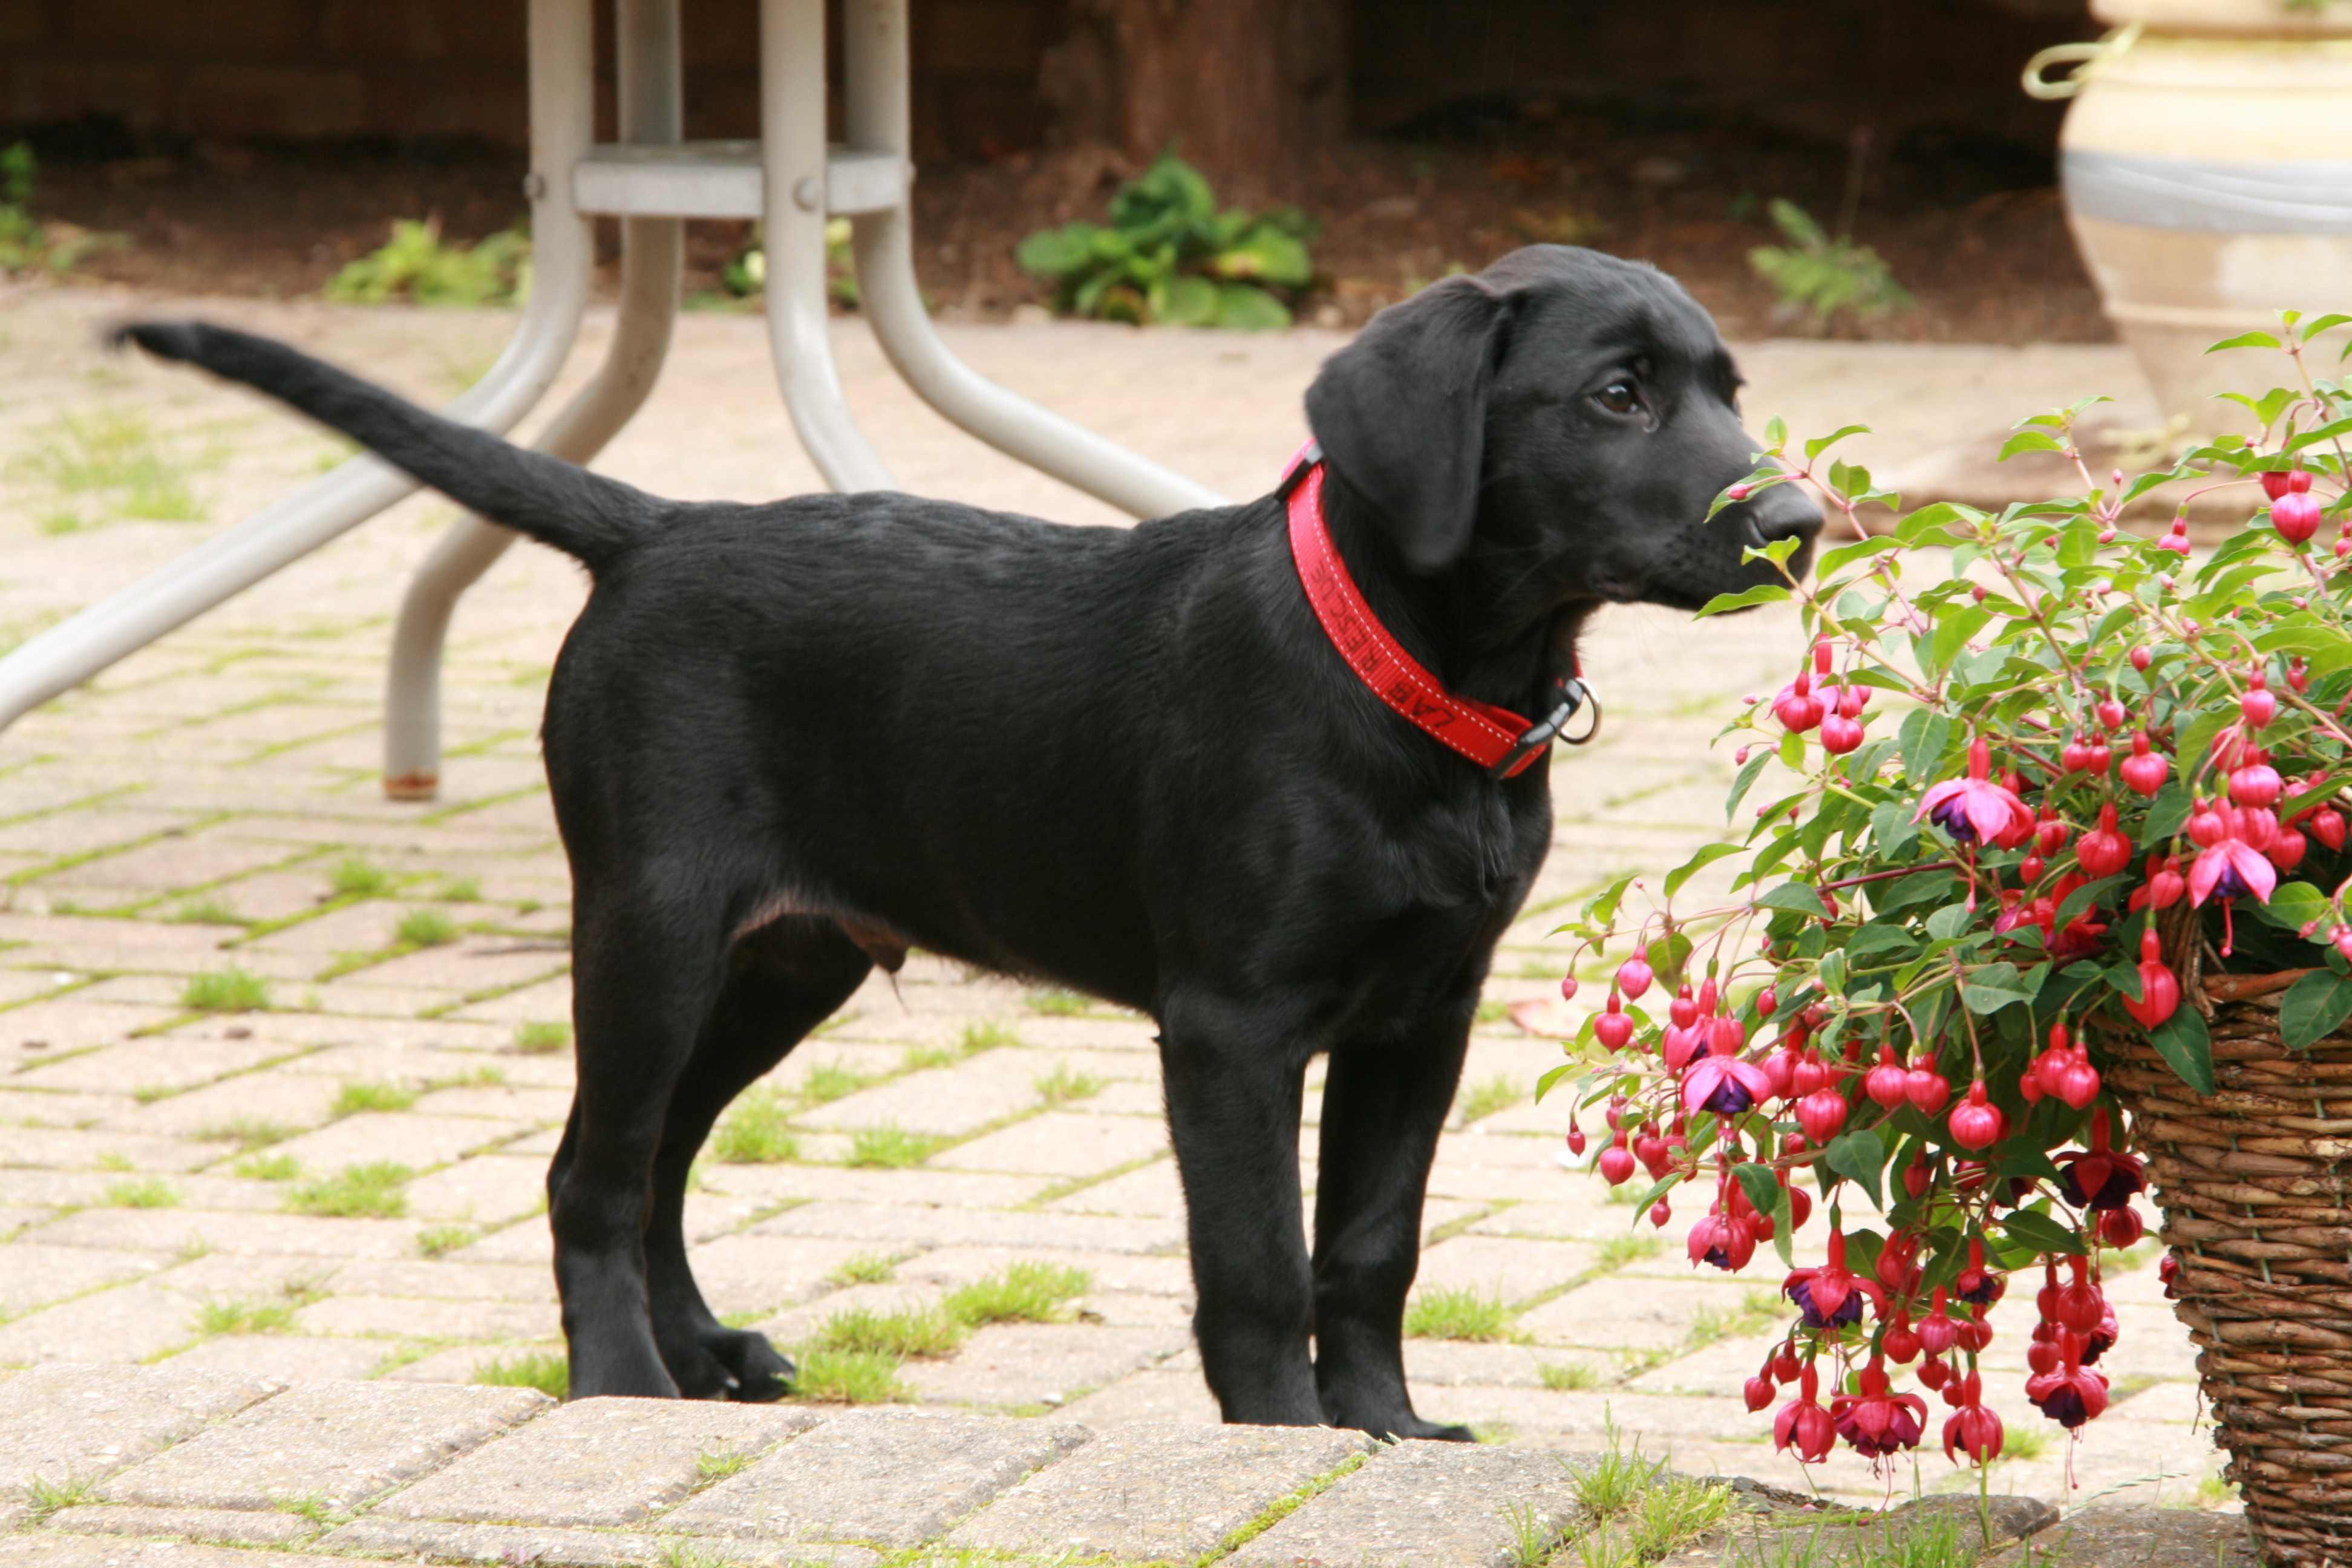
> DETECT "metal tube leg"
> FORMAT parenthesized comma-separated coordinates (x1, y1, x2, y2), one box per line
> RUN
(382, 0, 686, 799)
(763, 0, 892, 492)
(0, 0, 598, 741)
(839, 0, 1224, 519)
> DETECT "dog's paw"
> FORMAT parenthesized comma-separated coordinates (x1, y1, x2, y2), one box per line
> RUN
(664, 1325, 794, 1402)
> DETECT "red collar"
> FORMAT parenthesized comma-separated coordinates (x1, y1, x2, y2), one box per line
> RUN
(1281, 442, 1596, 780)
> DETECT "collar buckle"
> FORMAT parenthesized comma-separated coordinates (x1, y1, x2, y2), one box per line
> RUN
(1485, 676, 1602, 779)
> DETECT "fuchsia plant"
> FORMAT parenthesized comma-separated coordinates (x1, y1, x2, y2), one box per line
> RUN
(1544, 314, 2352, 1475)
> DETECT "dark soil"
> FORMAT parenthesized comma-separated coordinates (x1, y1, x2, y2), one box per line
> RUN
(14, 103, 2105, 344)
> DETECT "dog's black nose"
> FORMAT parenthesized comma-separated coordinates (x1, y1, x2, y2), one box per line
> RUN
(1742, 480, 1826, 556)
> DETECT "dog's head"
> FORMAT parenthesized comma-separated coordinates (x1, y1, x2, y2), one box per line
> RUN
(1304, 246, 1822, 616)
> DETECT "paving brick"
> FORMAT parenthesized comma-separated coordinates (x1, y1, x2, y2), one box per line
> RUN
(11, 1039, 293, 1097)
(681, 1233, 888, 1319)
(750, 1201, 1181, 1255)
(799, 1064, 1040, 1137)
(322, 1517, 877, 1566)
(1051, 1368, 1221, 1427)
(0, 1362, 282, 1503)
(0, 1540, 356, 1568)
(1516, 1276, 1764, 1351)
(48, 1503, 318, 1546)
(661, 1407, 1086, 1547)
(1463, 1197, 1625, 1241)
(0, 1281, 206, 1364)
(932, 1111, 1169, 1177)
(350, 940, 567, 996)
(1413, 1235, 1600, 1305)
(377, 1340, 566, 1386)
(410, 1082, 572, 1122)
(1403, 1339, 1567, 1388)
(0, 999, 181, 1054)
(326, 1258, 555, 1303)
(1049, 1157, 1183, 1216)
(455, 1212, 553, 1265)
(158, 1334, 392, 1381)
(0, 1087, 134, 1128)
(402, 1154, 550, 1225)
(36, 1206, 425, 1259)
(0, 1244, 166, 1316)
(1085, 1289, 1195, 1328)
(1231, 1439, 1588, 1568)
(898, 1246, 1195, 1297)
(67, 835, 304, 894)
(89, 1073, 344, 1140)
(0, 1125, 232, 1173)
(297, 1293, 558, 1341)
(950, 1421, 1373, 1560)
(261, 1110, 533, 1172)
(696, 1162, 1042, 1210)
(100, 1378, 552, 1510)
(903, 1323, 1189, 1408)
(384, 1395, 816, 1527)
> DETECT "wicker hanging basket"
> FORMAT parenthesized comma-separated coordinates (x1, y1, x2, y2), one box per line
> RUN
(2096, 921, 2352, 1568)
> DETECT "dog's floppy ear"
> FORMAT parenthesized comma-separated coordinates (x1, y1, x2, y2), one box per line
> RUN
(1304, 274, 1509, 572)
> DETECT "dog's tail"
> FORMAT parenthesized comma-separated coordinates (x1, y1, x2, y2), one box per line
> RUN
(115, 321, 662, 573)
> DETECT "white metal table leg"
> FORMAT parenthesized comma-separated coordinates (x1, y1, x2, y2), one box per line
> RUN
(382, 0, 687, 800)
(762, 0, 893, 492)
(0, 0, 598, 739)
(840, 0, 1226, 519)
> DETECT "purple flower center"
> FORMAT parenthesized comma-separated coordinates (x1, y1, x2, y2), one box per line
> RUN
(1788, 1278, 1863, 1330)
(2212, 860, 2257, 901)
(1700, 1078, 1753, 1116)
(1930, 795, 1980, 843)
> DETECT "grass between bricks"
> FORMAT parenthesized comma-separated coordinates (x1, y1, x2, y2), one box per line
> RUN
(791, 1262, 1094, 1405)
(1403, 1284, 1522, 1342)
(102, 1177, 180, 1208)
(332, 1079, 419, 1115)
(181, 967, 270, 1013)
(847, 1124, 942, 1168)
(1455, 1073, 1524, 1124)
(827, 1251, 903, 1286)
(1207, 1450, 1371, 1563)
(416, 1223, 476, 1258)
(197, 1115, 295, 1151)
(1720, 1511, 1978, 1568)
(474, 1348, 568, 1399)
(1033, 1061, 1106, 1107)
(232, 1150, 300, 1180)
(711, 1085, 799, 1163)
(284, 1160, 412, 1218)
(512, 1019, 570, 1054)
(1569, 1411, 1732, 1568)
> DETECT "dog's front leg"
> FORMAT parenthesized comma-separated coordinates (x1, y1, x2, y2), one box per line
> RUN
(1311, 1027, 1476, 1441)
(1159, 998, 1324, 1427)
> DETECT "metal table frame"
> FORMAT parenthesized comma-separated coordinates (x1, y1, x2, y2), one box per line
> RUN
(0, 0, 1224, 799)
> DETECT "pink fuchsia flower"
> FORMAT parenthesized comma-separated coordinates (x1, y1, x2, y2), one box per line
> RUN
(2121, 926, 2180, 1028)
(2057, 1108, 2146, 1212)
(1682, 1054, 1773, 1117)
(1916, 737, 2031, 846)
(1831, 1361, 1927, 1460)
(1942, 1372, 2004, 1463)
(1687, 1201, 1759, 1272)
(1774, 1364, 1835, 1463)
(2025, 1328, 2111, 1428)
(1783, 1229, 1884, 1330)
(2189, 835, 2277, 906)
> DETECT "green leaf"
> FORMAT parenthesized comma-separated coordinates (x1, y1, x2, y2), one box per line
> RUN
(2255, 880, 2331, 933)
(1822, 1128, 1886, 1209)
(2206, 330, 2282, 354)
(2282, 970, 2352, 1050)
(1695, 583, 1793, 619)
(2148, 1006, 2215, 1095)
(1665, 843, 1746, 899)
(1869, 799, 1921, 861)
(1804, 425, 1873, 460)
(1535, 1062, 1575, 1103)
(1930, 607, 1991, 679)
(1211, 282, 1292, 332)
(1157, 273, 1219, 325)
(1757, 884, 1829, 917)
(1898, 710, 1952, 785)
(1998, 430, 2065, 461)
(1734, 1161, 1782, 1221)
(1725, 750, 1772, 819)
(1961, 961, 2034, 1014)
(2001, 1208, 2087, 1256)
(1208, 224, 1313, 288)
(1926, 903, 1975, 941)
(2145, 781, 2193, 843)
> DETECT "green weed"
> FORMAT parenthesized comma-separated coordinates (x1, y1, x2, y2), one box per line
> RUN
(1748, 199, 1912, 332)
(131, 1084, 175, 1104)
(96, 1150, 132, 1171)
(333, 1079, 418, 1115)
(902, 1044, 958, 1071)
(436, 876, 482, 901)
(1690, 1289, 1783, 1349)
(1540, 1360, 1602, 1391)
(395, 906, 457, 947)
(327, 856, 393, 898)
(787, 1346, 906, 1404)
(2002, 1421, 2052, 1463)
(1455, 1073, 1523, 1124)
(1033, 1062, 1106, 1106)
(231, 1151, 301, 1181)
(1596, 1234, 1663, 1269)
(103, 1177, 180, 1208)
(416, 1224, 476, 1258)
(22, 1471, 95, 1523)
(1630, 1472, 1731, 1557)
(846, 1124, 938, 1169)
(11, 406, 203, 521)
(695, 1443, 756, 1481)
(182, 967, 270, 1013)
(941, 1261, 1091, 1327)
(812, 1302, 965, 1359)
(799, 1059, 872, 1103)
(171, 896, 243, 926)
(0, 142, 112, 276)
(473, 1348, 568, 1398)
(513, 1020, 570, 1054)
(827, 1252, 901, 1287)
(198, 1116, 294, 1152)
(1499, 1500, 1561, 1568)
(325, 217, 530, 308)
(284, 1160, 411, 1218)
(272, 1493, 347, 1526)
(1403, 1284, 1517, 1342)
(1572, 1410, 1667, 1520)
(959, 1022, 1016, 1053)
(197, 1297, 296, 1334)
(1027, 988, 1088, 1015)
(710, 1086, 799, 1163)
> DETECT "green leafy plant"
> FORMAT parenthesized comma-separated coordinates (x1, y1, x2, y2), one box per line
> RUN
(181, 967, 270, 1013)
(416, 1223, 476, 1258)
(197, 1297, 298, 1335)
(0, 142, 113, 275)
(959, 1022, 1017, 1053)
(513, 1020, 570, 1054)
(1027, 988, 1088, 1015)
(845, 1123, 937, 1168)
(22, 1471, 96, 1523)
(395, 907, 458, 948)
(103, 1177, 180, 1209)
(1540, 1360, 1602, 1391)
(798, 1059, 871, 1104)
(332, 1079, 417, 1116)
(171, 896, 243, 926)
(711, 1086, 800, 1164)
(1456, 1073, 1524, 1123)
(473, 1348, 568, 1397)
(1033, 1062, 1106, 1106)
(1402, 1284, 1519, 1342)
(811, 1302, 965, 1358)
(722, 217, 859, 309)
(1017, 150, 1315, 330)
(327, 856, 394, 898)
(787, 1345, 906, 1404)
(941, 1261, 1091, 1326)
(828, 1251, 901, 1286)
(1547, 313, 2352, 1473)
(284, 1160, 412, 1218)
(325, 217, 530, 308)
(1748, 200, 1910, 333)
(11, 407, 205, 524)
(696, 1443, 756, 1481)
(1596, 1234, 1664, 1270)
(231, 1150, 301, 1181)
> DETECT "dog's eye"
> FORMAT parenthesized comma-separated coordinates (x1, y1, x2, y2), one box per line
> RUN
(1595, 381, 1641, 415)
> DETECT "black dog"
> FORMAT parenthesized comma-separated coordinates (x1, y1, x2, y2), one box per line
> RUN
(122, 244, 1819, 1440)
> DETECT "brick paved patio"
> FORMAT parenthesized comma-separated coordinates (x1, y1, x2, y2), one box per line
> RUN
(0, 283, 2227, 1524)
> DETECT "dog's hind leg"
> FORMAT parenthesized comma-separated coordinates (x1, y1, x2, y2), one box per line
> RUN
(642, 915, 872, 1399)
(1160, 999, 1325, 1427)
(1310, 1028, 1477, 1441)
(550, 889, 743, 1400)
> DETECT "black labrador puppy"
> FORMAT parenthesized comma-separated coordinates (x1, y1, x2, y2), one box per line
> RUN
(120, 244, 1820, 1440)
